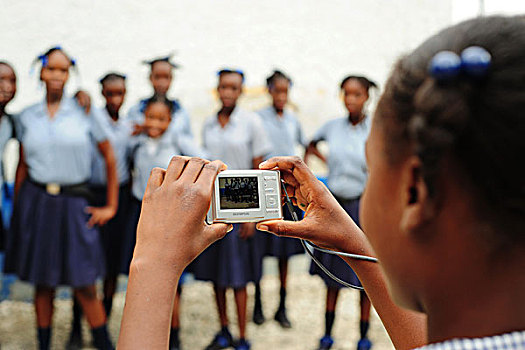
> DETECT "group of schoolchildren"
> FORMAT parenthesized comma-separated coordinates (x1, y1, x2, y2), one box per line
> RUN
(0, 46, 377, 350)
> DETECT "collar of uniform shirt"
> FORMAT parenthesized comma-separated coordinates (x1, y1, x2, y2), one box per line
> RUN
(215, 106, 241, 125)
(38, 96, 75, 116)
(414, 330, 525, 350)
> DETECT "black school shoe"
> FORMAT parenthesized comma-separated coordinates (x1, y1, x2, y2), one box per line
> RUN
(205, 331, 235, 350)
(252, 305, 265, 325)
(66, 329, 83, 350)
(274, 308, 292, 328)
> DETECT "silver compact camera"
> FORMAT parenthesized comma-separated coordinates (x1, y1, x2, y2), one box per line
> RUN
(206, 170, 283, 224)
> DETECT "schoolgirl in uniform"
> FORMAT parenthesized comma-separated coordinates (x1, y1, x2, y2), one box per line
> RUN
(4, 47, 118, 350)
(193, 69, 271, 350)
(0, 61, 17, 251)
(123, 94, 205, 350)
(68, 73, 132, 348)
(127, 55, 193, 137)
(253, 70, 306, 328)
(304, 76, 377, 350)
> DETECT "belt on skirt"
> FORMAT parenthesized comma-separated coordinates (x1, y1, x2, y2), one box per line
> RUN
(28, 178, 93, 201)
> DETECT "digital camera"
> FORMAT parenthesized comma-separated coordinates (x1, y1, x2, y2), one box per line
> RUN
(206, 170, 283, 224)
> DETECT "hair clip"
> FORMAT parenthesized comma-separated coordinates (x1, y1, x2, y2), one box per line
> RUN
(429, 46, 491, 82)
(70, 58, 76, 66)
(460, 46, 491, 77)
(429, 51, 462, 81)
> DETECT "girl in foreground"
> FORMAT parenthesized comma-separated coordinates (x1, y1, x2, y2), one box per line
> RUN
(118, 16, 525, 350)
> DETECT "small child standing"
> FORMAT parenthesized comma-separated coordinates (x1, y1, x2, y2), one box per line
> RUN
(192, 69, 271, 350)
(68, 72, 132, 349)
(253, 70, 306, 328)
(305, 75, 377, 350)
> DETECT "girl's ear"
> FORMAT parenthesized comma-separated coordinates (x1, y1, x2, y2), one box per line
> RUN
(399, 156, 436, 241)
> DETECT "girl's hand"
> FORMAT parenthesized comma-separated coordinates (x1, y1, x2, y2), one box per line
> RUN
(133, 156, 232, 271)
(256, 156, 362, 254)
(239, 223, 256, 240)
(74, 90, 91, 114)
(132, 123, 145, 136)
(86, 205, 117, 227)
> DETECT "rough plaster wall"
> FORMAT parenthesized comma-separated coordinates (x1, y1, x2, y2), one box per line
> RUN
(1, 0, 452, 178)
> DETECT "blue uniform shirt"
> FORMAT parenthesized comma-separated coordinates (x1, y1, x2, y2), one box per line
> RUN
(127, 98, 193, 137)
(0, 113, 15, 205)
(16, 97, 108, 185)
(130, 130, 207, 200)
(202, 107, 271, 170)
(89, 107, 133, 186)
(257, 106, 306, 159)
(312, 116, 371, 199)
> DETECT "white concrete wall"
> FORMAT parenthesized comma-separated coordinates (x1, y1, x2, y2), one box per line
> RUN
(1, 0, 454, 178)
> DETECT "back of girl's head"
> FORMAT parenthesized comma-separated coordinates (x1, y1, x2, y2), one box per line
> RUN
(99, 72, 126, 86)
(340, 75, 377, 93)
(377, 16, 525, 247)
(145, 94, 173, 114)
(266, 70, 292, 88)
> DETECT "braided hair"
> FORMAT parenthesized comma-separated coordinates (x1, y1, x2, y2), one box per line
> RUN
(376, 15, 525, 247)
(145, 94, 174, 114)
(266, 70, 292, 89)
(99, 72, 126, 86)
(340, 75, 377, 94)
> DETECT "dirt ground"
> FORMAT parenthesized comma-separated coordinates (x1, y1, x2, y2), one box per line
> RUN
(0, 258, 394, 350)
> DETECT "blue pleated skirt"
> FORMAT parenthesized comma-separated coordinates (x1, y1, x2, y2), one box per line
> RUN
(119, 196, 141, 275)
(265, 204, 305, 258)
(90, 184, 131, 278)
(191, 224, 265, 288)
(4, 181, 105, 288)
(309, 196, 362, 289)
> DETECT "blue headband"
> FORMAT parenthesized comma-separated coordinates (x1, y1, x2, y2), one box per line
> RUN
(429, 46, 491, 82)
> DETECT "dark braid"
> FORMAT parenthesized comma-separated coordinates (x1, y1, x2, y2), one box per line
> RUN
(99, 72, 126, 86)
(377, 15, 525, 246)
(266, 70, 292, 88)
(145, 94, 174, 114)
(340, 75, 377, 93)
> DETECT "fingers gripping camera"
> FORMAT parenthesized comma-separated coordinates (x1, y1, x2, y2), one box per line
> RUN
(206, 170, 283, 223)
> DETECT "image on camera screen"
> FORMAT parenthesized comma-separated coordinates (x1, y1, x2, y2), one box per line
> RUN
(219, 176, 260, 209)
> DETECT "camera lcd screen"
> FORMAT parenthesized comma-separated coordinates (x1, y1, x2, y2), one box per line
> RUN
(219, 176, 260, 209)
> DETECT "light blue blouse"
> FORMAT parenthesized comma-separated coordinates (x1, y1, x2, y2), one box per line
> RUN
(312, 116, 371, 199)
(16, 97, 108, 185)
(89, 107, 133, 186)
(130, 131, 207, 201)
(257, 106, 306, 159)
(202, 107, 271, 170)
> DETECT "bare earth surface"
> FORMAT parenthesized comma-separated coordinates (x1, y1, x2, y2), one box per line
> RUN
(0, 256, 394, 350)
